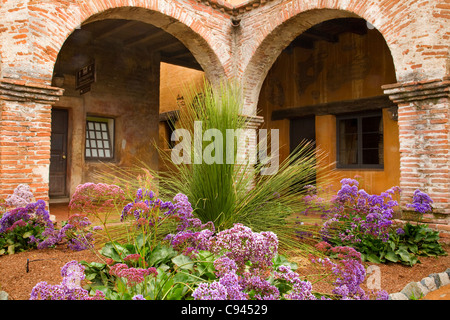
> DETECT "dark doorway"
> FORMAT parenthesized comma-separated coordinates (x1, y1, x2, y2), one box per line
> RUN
(290, 115, 316, 153)
(290, 115, 316, 188)
(49, 109, 68, 198)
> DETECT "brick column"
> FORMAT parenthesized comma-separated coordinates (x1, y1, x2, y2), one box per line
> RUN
(239, 114, 264, 165)
(382, 77, 450, 225)
(0, 78, 64, 202)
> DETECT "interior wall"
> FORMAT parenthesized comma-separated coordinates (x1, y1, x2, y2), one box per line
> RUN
(159, 62, 205, 151)
(258, 27, 399, 195)
(52, 39, 160, 198)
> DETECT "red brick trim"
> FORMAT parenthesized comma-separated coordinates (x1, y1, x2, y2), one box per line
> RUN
(194, 0, 276, 16)
(0, 78, 64, 104)
(382, 78, 450, 104)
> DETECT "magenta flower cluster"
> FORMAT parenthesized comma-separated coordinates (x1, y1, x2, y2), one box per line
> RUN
(109, 263, 158, 286)
(69, 182, 125, 213)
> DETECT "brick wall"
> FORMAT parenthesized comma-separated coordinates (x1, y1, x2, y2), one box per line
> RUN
(0, 79, 63, 201)
(383, 78, 450, 223)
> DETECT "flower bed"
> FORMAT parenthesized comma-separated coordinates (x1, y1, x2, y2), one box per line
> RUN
(1, 180, 448, 300)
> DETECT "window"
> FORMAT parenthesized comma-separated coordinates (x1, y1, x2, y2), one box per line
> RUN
(337, 111, 383, 169)
(85, 116, 114, 160)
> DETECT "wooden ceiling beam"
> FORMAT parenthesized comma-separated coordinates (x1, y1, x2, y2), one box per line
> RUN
(150, 40, 185, 53)
(124, 29, 167, 47)
(95, 21, 140, 40)
(160, 56, 202, 71)
(303, 29, 339, 43)
(271, 95, 395, 120)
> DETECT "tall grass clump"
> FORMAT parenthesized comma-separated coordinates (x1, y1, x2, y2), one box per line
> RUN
(95, 80, 330, 254)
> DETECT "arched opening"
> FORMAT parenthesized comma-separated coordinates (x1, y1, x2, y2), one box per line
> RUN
(49, 18, 205, 202)
(258, 17, 399, 195)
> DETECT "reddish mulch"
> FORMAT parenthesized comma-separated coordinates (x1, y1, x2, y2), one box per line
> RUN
(0, 240, 448, 300)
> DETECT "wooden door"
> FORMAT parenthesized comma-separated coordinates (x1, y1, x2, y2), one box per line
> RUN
(49, 109, 68, 198)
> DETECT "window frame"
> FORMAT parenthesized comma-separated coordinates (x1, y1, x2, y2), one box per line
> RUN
(336, 110, 384, 170)
(85, 116, 115, 161)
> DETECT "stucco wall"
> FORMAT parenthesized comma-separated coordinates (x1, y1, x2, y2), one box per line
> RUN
(52, 38, 160, 198)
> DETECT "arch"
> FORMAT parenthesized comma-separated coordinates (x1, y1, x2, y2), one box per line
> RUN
(28, 0, 231, 86)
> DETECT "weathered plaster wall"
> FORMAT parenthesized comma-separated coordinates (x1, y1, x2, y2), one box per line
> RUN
(53, 38, 161, 198)
(258, 26, 400, 196)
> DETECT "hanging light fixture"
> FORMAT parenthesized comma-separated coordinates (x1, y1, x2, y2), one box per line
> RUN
(53, 56, 65, 87)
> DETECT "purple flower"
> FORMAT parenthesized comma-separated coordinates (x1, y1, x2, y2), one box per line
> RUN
(6, 184, 34, 207)
(208, 224, 278, 274)
(320, 180, 402, 245)
(406, 189, 433, 214)
(274, 265, 316, 300)
(30, 261, 104, 300)
(192, 282, 228, 300)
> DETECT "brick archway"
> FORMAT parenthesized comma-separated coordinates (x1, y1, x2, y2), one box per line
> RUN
(0, 0, 233, 202)
(238, 0, 448, 116)
(1, 0, 233, 86)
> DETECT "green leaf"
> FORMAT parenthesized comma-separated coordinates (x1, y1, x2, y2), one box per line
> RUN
(7, 244, 15, 255)
(22, 231, 33, 239)
(172, 254, 194, 271)
(366, 253, 381, 264)
(88, 262, 107, 269)
(135, 233, 146, 249)
(396, 248, 412, 263)
(148, 245, 177, 267)
(273, 254, 298, 270)
(407, 243, 418, 254)
(100, 242, 129, 262)
(389, 240, 396, 251)
(385, 251, 399, 262)
(85, 273, 97, 281)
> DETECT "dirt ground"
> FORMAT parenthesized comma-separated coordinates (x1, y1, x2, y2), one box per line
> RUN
(0, 203, 449, 300)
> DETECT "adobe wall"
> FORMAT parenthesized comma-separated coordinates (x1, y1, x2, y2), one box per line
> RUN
(54, 38, 162, 197)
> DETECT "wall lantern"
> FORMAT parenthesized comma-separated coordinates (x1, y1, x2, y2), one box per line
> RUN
(53, 73, 65, 87)
(387, 106, 398, 121)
